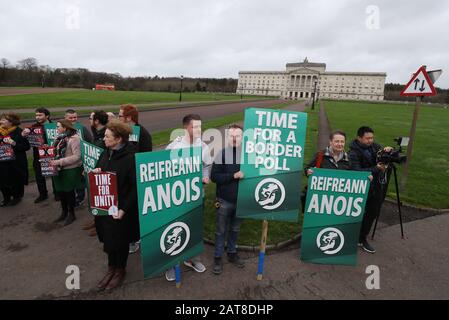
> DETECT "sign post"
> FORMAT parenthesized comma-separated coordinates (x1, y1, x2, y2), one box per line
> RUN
(399, 66, 440, 191)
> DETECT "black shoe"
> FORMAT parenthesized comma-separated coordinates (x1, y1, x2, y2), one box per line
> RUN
(63, 211, 76, 226)
(8, 198, 22, 206)
(359, 240, 376, 254)
(212, 257, 223, 275)
(34, 194, 48, 204)
(227, 253, 245, 268)
(53, 211, 68, 223)
(0, 200, 10, 207)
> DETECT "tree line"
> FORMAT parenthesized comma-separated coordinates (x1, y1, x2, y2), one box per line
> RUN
(0, 57, 238, 93)
(1, 57, 448, 103)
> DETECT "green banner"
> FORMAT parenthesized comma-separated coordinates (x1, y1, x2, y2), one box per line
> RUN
(44, 122, 88, 145)
(129, 125, 140, 142)
(81, 141, 104, 174)
(44, 123, 58, 146)
(135, 147, 204, 278)
(81, 140, 106, 215)
(300, 168, 371, 266)
(236, 108, 307, 222)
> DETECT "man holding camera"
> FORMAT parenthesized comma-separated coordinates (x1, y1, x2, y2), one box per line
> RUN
(349, 126, 392, 254)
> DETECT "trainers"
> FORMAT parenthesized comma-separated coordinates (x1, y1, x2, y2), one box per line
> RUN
(227, 253, 245, 268)
(184, 260, 206, 273)
(165, 268, 176, 282)
(129, 241, 140, 254)
(34, 194, 48, 204)
(360, 240, 376, 254)
(212, 257, 222, 275)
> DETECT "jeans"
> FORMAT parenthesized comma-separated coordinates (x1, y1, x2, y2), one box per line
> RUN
(33, 157, 48, 196)
(214, 198, 243, 258)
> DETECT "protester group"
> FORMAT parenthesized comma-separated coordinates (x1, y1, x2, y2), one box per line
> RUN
(0, 104, 392, 291)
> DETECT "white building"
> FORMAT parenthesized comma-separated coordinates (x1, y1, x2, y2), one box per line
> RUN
(236, 58, 386, 101)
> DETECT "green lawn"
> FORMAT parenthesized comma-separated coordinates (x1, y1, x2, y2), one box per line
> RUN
(0, 90, 271, 109)
(324, 100, 449, 209)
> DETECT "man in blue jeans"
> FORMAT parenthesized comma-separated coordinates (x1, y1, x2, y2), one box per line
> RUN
(210, 124, 245, 275)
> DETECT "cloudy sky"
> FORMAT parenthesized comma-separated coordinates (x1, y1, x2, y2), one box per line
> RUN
(1, 0, 448, 87)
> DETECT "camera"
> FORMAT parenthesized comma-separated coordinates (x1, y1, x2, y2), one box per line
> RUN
(377, 149, 407, 165)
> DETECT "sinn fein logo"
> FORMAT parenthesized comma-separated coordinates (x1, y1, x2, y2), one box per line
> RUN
(160, 222, 190, 256)
(316, 227, 345, 255)
(254, 178, 286, 210)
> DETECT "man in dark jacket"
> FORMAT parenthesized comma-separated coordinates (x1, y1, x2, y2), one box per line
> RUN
(118, 104, 152, 254)
(21, 108, 54, 203)
(65, 109, 93, 207)
(89, 110, 108, 149)
(82, 110, 108, 236)
(119, 104, 152, 153)
(349, 126, 392, 254)
(210, 124, 245, 274)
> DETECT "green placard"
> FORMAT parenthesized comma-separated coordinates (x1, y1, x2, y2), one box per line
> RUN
(135, 147, 204, 278)
(81, 141, 105, 215)
(81, 141, 104, 174)
(44, 123, 58, 146)
(44, 122, 87, 145)
(129, 125, 140, 142)
(300, 168, 371, 266)
(236, 108, 307, 222)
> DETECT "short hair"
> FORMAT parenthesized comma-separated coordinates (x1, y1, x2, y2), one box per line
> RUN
(182, 114, 201, 126)
(228, 124, 243, 131)
(106, 120, 132, 143)
(93, 110, 108, 126)
(329, 130, 346, 140)
(357, 126, 374, 138)
(0, 113, 21, 126)
(57, 119, 77, 134)
(35, 107, 50, 117)
(65, 109, 77, 114)
(120, 104, 139, 123)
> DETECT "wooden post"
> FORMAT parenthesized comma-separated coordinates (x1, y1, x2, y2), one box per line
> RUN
(257, 220, 269, 281)
(400, 96, 421, 192)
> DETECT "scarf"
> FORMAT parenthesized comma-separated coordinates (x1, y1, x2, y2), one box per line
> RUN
(0, 126, 17, 137)
(54, 131, 75, 159)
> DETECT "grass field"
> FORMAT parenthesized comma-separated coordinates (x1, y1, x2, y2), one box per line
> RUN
(0, 90, 271, 109)
(324, 100, 449, 209)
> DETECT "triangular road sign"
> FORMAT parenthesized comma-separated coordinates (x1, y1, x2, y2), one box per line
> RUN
(400, 66, 437, 96)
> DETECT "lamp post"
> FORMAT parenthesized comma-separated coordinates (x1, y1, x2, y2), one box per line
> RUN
(312, 80, 317, 110)
(179, 75, 184, 102)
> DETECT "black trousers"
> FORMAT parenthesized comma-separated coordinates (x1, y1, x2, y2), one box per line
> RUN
(359, 190, 384, 241)
(108, 248, 129, 269)
(33, 158, 50, 197)
(59, 190, 76, 212)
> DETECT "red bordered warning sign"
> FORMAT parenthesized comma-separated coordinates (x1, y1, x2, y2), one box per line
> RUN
(400, 66, 437, 96)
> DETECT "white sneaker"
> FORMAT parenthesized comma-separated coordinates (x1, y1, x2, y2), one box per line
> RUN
(165, 268, 176, 281)
(184, 260, 206, 273)
(129, 241, 140, 254)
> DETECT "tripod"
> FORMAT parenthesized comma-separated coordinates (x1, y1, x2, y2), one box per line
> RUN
(371, 163, 405, 239)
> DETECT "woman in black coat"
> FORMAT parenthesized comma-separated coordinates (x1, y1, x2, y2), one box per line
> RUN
(93, 120, 139, 291)
(0, 113, 30, 206)
(304, 130, 350, 176)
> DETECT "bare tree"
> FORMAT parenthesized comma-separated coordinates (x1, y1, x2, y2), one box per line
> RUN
(17, 57, 38, 71)
(1, 58, 10, 69)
